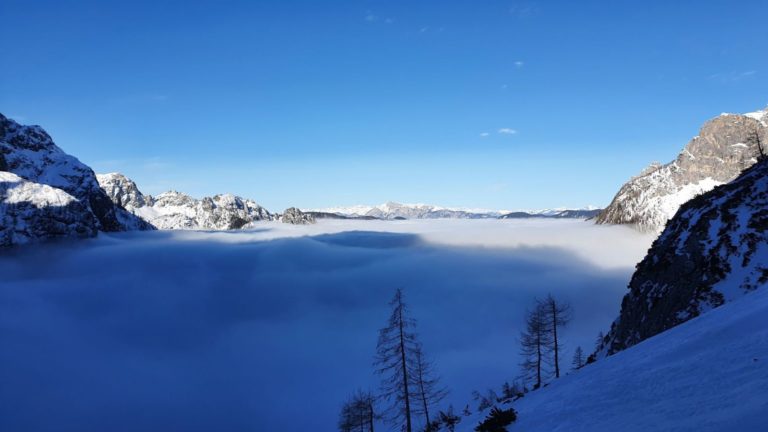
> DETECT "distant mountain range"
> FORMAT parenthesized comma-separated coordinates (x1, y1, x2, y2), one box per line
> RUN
(596, 108, 767, 231)
(309, 202, 601, 220)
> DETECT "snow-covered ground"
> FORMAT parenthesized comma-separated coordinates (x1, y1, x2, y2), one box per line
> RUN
(0, 220, 654, 431)
(508, 285, 768, 432)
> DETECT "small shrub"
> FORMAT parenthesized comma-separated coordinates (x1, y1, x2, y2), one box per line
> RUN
(474, 406, 517, 432)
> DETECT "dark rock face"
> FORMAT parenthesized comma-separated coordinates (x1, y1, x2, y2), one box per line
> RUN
(0, 113, 152, 233)
(0, 172, 98, 246)
(280, 207, 316, 225)
(596, 109, 768, 231)
(602, 158, 768, 355)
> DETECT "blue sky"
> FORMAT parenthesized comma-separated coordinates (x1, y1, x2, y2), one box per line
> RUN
(2, 0, 767, 211)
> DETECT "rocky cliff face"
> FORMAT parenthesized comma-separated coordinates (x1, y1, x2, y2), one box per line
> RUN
(601, 157, 768, 355)
(0, 172, 98, 246)
(596, 109, 768, 231)
(280, 207, 316, 225)
(0, 114, 152, 246)
(97, 172, 274, 230)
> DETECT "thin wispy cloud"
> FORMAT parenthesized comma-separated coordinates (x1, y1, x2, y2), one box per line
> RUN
(364, 11, 393, 24)
(480, 132, 490, 137)
(498, 128, 518, 135)
(515, 61, 525, 68)
(709, 70, 757, 83)
(509, 2, 539, 18)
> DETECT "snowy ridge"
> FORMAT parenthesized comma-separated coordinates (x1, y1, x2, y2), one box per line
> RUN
(97, 172, 274, 230)
(0, 114, 152, 246)
(601, 158, 768, 355)
(0, 172, 98, 246)
(597, 108, 767, 231)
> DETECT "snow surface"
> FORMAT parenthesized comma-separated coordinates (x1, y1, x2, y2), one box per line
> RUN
(744, 108, 767, 126)
(0, 171, 77, 207)
(506, 287, 768, 432)
(0, 219, 654, 432)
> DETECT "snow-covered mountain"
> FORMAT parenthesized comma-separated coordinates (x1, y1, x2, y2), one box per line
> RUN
(310, 202, 600, 220)
(599, 157, 768, 355)
(0, 171, 98, 245)
(499, 208, 601, 219)
(311, 202, 500, 219)
(596, 108, 768, 231)
(279, 207, 316, 225)
(97, 172, 274, 230)
(0, 114, 152, 246)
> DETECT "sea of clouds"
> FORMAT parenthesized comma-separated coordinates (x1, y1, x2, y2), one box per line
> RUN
(0, 219, 655, 432)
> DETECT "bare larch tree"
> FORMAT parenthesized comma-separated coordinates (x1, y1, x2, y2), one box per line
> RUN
(519, 305, 552, 389)
(374, 288, 419, 432)
(413, 346, 448, 431)
(572, 346, 585, 370)
(338, 390, 378, 432)
(538, 294, 572, 378)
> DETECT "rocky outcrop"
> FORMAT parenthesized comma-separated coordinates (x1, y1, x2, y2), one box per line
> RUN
(0, 114, 152, 246)
(97, 172, 274, 230)
(596, 109, 768, 231)
(96, 172, 148, 210)
(0, 172, 98, 246)
(601, 157, 768, 355)
(280, 207, 316, 225)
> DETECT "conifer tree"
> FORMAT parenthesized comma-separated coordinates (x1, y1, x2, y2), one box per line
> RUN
(519, 304, 552, 389)
(572, 346, 585, 370)
(538, 294, 572, 378)
(374, 288, 419, 432)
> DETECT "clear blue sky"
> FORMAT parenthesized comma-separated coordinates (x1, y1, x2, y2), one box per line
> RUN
(2, 0, 767, 211)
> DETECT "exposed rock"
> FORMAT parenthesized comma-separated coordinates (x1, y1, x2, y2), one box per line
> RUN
(97, 172, 273, 230)
(280, 207, 316, 225)
(601, 157, 768, 356)
(596, 109, 768, 231)
(0, 114, 152, 232)
(0, 172, 97, 246)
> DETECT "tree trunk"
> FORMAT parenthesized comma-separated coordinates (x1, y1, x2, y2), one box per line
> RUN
(420, 379, 430, 431)
(552, 302, 560, 378)
(535, 333, 542, 388)
(398, 304, 413, 432)
(368, 403, 375, 432)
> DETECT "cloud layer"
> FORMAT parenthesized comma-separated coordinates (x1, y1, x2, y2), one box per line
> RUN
(0, 220, 654, 431)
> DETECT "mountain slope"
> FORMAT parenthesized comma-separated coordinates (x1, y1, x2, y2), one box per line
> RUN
(97, 172, 274, 230)
(507, 286, 768, 432)
(0, 114, 152, 246)
(602, 157, 768, 355)
(0, 172, 98, 245)
(596, 109, 767, 231)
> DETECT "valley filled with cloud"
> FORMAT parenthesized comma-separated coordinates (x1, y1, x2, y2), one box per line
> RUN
(0, 220, 654, 431)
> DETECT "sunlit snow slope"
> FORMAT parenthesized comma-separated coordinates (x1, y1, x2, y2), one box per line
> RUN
(507, 287, 768, 432)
